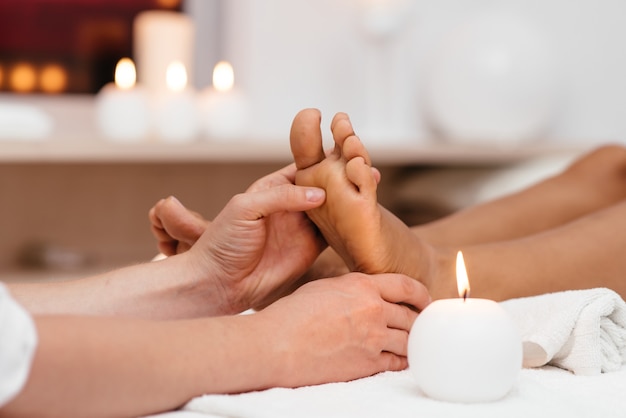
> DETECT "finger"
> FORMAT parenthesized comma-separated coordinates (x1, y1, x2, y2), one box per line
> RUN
(148, 201, 165, 229)
(384, 302, 418, 332)
(176, 241, 193, 253)
(150, 223, 174, 242)
(230, 184, 326, 220)
(378, 352, 409, 372)
(383, 328, 411, 357)
(373, 274, 432, 312)
(158, 240, 178, 256)
(153, 196, 207, 243)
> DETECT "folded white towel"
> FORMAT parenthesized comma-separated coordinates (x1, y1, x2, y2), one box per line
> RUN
(501, 287, 626, 375)
(0, 103, 53, 141)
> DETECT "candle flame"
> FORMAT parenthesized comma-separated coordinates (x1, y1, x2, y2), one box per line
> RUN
(212, 61, 235, 92)
(456, 251, 470, 300)
(115, 58, 136, 90)
(166, 61, 188, 92)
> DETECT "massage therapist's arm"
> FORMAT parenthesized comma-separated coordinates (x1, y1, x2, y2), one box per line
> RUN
(1, 272, 430, 418)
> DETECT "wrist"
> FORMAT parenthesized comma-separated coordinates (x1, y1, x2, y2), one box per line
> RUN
(242, 309, 293, 388)
(172, 250, 238, 316)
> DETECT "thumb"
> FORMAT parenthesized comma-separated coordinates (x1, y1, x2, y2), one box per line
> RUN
(230, 184, 326, 220)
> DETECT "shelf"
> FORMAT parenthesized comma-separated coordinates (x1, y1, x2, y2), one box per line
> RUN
(0, 137, 587, 165)
(0, 94, 589, 165)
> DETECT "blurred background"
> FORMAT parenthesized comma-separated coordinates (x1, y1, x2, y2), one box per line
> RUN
(0, 0, 623, 280)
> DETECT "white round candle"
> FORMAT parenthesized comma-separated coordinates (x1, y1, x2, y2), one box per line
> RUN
(95, 58, 150, 142)
(408, 298, 522, 402)
(408, 251, 522, 403)
(154, 61, 199, 143)
(198, 61, 249, 141)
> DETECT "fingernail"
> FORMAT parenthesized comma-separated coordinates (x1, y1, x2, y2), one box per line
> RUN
(305, 188, 325, 202)
(167, 196, 184, 207)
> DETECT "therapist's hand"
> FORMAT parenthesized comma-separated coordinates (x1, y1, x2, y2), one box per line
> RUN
(150, 164, 331, 310)
(181, 180, 328, 314)
(257, 272, 431, 386)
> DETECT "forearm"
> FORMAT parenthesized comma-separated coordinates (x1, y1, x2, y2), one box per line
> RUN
(7, 253, 228, 319)
(1, 314, 280, 418)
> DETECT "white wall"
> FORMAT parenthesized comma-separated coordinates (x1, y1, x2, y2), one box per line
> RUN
(212, 0, 626, 147)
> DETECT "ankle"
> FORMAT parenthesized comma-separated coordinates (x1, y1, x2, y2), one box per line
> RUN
(422, 245, 457, 300)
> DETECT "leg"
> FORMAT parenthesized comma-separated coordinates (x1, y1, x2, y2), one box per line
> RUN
(449, 199, 626, 301)
(290, 109, 435, 289)
(290, 109, 626, 301)
(415, 145, 626, 246)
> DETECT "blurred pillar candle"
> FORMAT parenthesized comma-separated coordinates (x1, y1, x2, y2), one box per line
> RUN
(95, 58, 150, 142)
(198, 61, 249, 141)
(134, 10, 195, 96)
(154, 61, 198, 143)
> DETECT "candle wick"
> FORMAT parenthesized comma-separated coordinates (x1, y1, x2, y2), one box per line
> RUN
(463, 288, 469, 302)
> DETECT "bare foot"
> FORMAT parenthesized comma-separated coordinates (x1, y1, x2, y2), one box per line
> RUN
(290, 109, 440, 293)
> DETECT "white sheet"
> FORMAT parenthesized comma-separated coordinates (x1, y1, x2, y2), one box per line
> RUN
(145, 366, 626, 418)
(145, 288, 626, 418)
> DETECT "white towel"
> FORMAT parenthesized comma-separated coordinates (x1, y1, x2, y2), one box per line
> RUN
(500, 287, 626, 375)
(177, 288, 626, 418)
(0, 103, 53, 141)
(182, 366, 626, 418)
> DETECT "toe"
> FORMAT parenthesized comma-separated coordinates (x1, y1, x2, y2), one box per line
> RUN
(346, 156, 377, 196)
(290, 108, 326, 170)
(330, 113, 356, 153)
(343, 135, 372, 166)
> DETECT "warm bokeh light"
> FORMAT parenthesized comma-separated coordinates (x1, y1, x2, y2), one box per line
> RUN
(212, 61, 235, 92)
(165, 60, 187, 92)
(0, 64, 4, 89)
(155, 0, 181, 9)
(114, 58, 136, 90)
(40, 63, 68, 93)
(456, 251, 470, 300)
(10, 62, 37, 93)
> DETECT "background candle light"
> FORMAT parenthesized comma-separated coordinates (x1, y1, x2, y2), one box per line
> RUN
(408, 251, 522, 403)
(9, 62, 37, 94)
(154, 60, 198, 143)
(95, 57, 150, 142)
(39, 63, 68, 94)
(198, 61, 249, 141)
